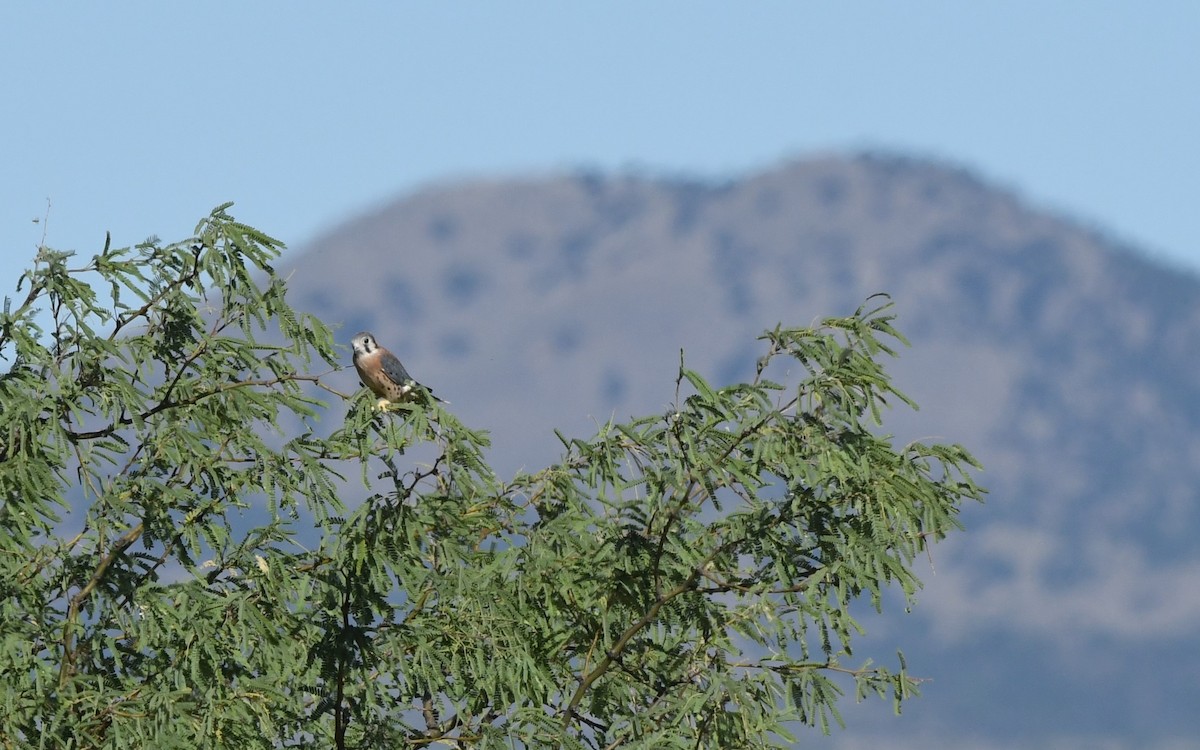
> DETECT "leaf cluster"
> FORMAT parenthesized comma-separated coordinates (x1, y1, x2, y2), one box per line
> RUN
(0, 209, 983, 749)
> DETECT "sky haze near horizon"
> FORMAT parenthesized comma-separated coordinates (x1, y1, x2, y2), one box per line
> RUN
(2, 3, 1198, 287)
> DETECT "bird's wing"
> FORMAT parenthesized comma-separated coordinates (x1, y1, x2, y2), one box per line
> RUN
(379, 350, 416, 387)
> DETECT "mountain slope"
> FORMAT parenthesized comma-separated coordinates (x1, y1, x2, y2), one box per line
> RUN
(286, 153, 1200, 747)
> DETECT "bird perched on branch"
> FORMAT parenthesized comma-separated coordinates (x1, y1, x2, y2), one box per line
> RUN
(350, 330, 441, 410)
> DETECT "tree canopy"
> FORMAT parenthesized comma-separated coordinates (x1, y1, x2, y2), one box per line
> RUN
(0, 206, 983, 749)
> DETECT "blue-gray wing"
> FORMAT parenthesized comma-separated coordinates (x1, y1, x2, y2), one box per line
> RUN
(379, 350, 415, 387)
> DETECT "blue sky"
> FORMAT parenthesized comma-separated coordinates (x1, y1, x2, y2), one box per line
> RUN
(2, 2, 1198, 291)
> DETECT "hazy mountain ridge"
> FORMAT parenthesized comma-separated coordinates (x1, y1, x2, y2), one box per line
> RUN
(287, 153, 1200, 746)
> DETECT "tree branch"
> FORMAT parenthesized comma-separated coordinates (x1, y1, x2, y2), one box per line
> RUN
(63, 372, 334, 442)
(59, 521, 144, 688)
(561, 542, 727, 730)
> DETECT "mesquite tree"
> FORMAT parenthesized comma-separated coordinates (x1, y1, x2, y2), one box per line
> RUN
(0, 206, 983, 749)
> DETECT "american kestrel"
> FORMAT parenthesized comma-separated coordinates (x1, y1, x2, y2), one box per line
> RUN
(350, 331, 439, 410)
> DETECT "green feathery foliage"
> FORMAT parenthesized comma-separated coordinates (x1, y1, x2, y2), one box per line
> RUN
(0, 206, 983, 749)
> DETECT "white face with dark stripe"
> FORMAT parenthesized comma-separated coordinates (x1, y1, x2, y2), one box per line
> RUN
(351, 331, 379, 360)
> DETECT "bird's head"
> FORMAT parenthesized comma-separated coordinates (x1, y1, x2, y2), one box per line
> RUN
(350, 331, 378, 359)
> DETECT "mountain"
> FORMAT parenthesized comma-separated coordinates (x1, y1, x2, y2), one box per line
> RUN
(284, 153, 1200, 748)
